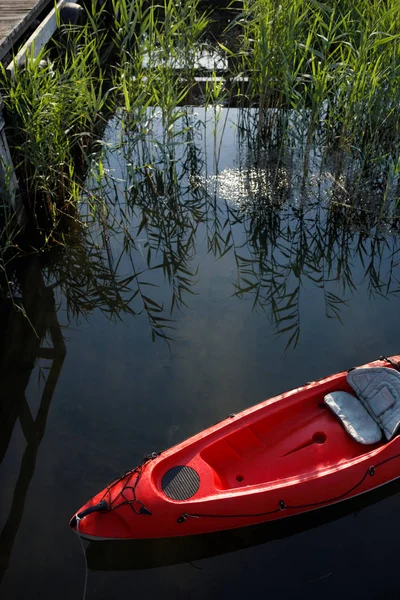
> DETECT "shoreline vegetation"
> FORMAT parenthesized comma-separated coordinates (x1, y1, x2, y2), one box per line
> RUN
(1, 0, 400, 237)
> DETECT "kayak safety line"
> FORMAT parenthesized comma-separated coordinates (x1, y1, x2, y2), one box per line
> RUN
(177, 507, 281, 523)
(177, 451, 400, 523)
(75, 517, 88, 600)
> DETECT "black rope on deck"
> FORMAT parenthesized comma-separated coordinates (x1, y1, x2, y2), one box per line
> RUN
(177, 451, 400, 523)
(99, 451, 161, 516)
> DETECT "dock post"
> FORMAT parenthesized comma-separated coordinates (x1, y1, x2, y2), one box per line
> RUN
(0, 93, 25, 226)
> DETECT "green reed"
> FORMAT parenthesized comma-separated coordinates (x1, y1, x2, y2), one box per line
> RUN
(230, 0, 400, 162)
(112, 0, 209, 135)
(0, 19, 112, 233)
(0, 0, 210, 234)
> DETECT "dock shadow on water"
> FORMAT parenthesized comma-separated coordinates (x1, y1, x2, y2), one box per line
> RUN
(0, 258, 66, 586)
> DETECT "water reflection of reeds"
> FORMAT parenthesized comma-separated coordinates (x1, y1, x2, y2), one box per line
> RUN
(28, 106, 398, 349)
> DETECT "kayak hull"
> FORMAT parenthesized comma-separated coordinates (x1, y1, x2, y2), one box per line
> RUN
(86, 473, 400, 570)
(70, 355, 400, 540)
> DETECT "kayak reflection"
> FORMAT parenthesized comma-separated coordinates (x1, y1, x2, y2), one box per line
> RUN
(86, 475, 400, 571)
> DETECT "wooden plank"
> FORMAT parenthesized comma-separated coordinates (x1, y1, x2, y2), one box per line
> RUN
(0, 0, 53, 62)
(8, 0, 68, 73)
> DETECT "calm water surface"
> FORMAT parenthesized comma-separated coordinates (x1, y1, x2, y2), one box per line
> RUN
(2, 107, 400, 599)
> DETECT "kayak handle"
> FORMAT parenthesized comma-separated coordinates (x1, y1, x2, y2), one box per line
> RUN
(70, 500, 108, 529)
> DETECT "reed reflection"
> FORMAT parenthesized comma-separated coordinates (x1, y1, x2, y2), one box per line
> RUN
(46, 107, 400, 347)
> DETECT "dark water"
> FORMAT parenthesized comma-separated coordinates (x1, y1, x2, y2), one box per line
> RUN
(2, 107, 400, 599)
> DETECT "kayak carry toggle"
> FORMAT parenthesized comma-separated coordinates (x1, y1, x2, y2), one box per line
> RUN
(70, 500, 108, 529)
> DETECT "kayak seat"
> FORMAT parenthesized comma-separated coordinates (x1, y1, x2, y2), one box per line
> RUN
(347, 367, 400, 441)
(324, 391, 382, 445)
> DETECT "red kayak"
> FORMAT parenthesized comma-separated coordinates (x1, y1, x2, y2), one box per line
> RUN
(70, 355, 400, 540)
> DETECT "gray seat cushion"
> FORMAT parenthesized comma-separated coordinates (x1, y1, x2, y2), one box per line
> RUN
(347, 367, 400, 441)
(324, 391, 382, 445)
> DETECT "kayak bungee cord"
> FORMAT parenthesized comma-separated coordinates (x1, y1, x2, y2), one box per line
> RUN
(98, 452, 160, 515)
(177, 451, 400, 523)
(70, 452, 160, 529)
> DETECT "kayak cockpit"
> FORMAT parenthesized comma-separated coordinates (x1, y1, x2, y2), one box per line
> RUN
(151, 382, 378, 498)
(199, 398, 377, 490)
(197, 367, 400, 491)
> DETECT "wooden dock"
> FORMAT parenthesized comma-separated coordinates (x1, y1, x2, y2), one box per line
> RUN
(0, 0, 52, 62)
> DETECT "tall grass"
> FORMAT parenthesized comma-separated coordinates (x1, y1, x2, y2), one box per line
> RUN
(0, 0, 210, 235)
(0, 15, 113, 234)
(112, 0, 209, 136)
(229, 0, 400, 164)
